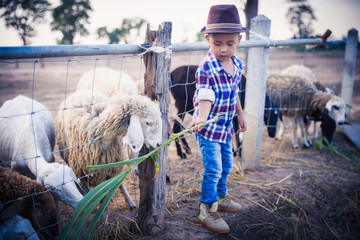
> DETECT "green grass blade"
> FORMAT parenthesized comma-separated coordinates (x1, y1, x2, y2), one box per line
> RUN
(85, 169, 131, 239)
(60, 172, 127, 240)
(67, 174, 124, 239)
(86, 156, 147, 170)
(69, 187, 111, 239)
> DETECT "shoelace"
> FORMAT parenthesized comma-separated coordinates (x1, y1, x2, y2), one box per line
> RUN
(220, 198, 231, 204)
(209, 210, 221, 221)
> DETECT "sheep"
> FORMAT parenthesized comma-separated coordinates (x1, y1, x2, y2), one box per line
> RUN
(0, 95, 84, 211)
(76, 67, 141, 156)
(77, 67, 139, 96)
(0, 214, 39, 240)
(55, 90, 162, 209)
(170, 65, 282, 159)
(76, 67, 148, 205)
(266, 74, 346, 148)
(0, 166, 59, 239)
(280, 64, 336, 140)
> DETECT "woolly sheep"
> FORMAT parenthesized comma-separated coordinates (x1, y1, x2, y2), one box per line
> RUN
(0, 95, 83, 209)
(280, 64, 336, 139)
(77, 67, 142, 157)
(170, 65, 282, 159)
(55, 90, 162, 208)
(266, 74, 346, 148)
(0, 166, 59, 239)
(77, 67, 139, 96)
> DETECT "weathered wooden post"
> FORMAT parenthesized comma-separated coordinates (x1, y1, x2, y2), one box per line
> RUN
(341, 28, 358, 121)
(241, 15, 271, 169)
(136, 21, 171, 235)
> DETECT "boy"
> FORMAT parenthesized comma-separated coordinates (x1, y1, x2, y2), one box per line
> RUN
(187, 4, 248, 234)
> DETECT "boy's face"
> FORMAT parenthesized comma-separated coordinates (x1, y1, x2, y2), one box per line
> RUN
(206, 33, 242, 63)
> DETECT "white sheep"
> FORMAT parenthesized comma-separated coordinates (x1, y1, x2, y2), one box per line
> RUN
(0, 95, 83, 210)
(0, 166, 59, 239)
(266, 74, 346, 148)
(77, 67, 144, 188)
(280, 64, 336, 139)
(77, 67, 139, 96)
(55, 90, 162, 209)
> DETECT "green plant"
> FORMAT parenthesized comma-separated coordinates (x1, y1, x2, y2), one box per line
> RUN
(315, 137, 360, 164)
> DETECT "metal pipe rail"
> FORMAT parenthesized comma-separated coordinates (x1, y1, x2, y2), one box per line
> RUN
(0, 38, 323, 60)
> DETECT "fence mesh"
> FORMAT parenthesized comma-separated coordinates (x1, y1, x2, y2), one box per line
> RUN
(0, 47, 349, 238)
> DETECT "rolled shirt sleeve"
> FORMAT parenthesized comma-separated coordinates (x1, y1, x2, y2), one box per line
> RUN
(197, 88, 215, 102)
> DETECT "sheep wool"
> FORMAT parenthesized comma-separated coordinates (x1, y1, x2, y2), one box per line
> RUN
(281, 64, 334, 94)
(56, 90, 162, 187)
(266, 74, 317, 117)
(77, 67, 138, 96)
(0, 166, 59, 239)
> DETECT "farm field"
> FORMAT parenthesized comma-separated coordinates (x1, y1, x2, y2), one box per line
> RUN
(0, 48, 359, 239)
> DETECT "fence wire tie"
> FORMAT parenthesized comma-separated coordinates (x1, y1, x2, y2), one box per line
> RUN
(138, 44, 172, 59)
(249, 30, 276, 47)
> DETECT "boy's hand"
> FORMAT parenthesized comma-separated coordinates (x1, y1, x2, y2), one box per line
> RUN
(187, 118, 206, 133)
(237, 114, 246, 133)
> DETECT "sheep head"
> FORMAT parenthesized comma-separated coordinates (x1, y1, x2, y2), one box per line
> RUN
(126, 95, 162, 152)
(42, 163, 83, 209)
(264, 95, 282, 138)
(324, 96, 346, 125)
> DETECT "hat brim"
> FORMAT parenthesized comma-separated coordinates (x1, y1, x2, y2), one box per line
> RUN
(200, 26, 249, 34)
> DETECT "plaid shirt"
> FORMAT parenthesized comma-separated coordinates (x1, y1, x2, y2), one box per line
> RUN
(193, 50, 244, 143)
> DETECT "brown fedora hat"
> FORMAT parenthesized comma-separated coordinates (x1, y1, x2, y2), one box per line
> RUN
(201, 4, 248, 34)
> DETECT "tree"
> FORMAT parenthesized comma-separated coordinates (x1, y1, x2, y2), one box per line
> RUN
(97, 17, 147, 44)
(244, 0, 258, 40)
(0, 0, 50, 45)
(286, 0, 317, 39)
(51, 0, 92, 45)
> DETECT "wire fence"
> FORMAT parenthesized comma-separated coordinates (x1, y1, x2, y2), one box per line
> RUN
(0, 26, 357, 238)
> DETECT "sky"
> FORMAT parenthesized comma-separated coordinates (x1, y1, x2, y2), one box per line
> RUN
(0, 0, 359, 46)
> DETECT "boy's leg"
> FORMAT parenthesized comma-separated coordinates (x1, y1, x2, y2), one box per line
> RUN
(196, 133, 222, 206)
(217, 140, 242, 212)
(196, 133, 230, 233)
(217, 140, 233, 198)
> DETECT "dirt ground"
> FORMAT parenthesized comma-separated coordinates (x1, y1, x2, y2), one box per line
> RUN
(0, 49, 359, 240)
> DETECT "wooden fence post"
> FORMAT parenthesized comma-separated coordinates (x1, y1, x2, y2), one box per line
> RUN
(341, 28, 358, 121)
(241, 15, 271, 169)
(136, 21, 171, 235)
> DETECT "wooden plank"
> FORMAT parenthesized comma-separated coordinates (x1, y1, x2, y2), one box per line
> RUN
(136, 22, 171, 235)
(339, 123, 360, 150)
(143, 23, 157, 100)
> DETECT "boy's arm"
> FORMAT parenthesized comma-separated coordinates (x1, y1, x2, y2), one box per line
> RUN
(187, 100, 212, 133)
(236, 97, 246, 132)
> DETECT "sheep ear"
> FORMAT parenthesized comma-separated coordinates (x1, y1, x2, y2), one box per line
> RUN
(325, 101, 332, 112)
(0, 199, 26, 220)
(127, 115, 144, 152)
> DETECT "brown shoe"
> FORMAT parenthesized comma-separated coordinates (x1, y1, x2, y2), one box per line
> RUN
(197, 202, 230, 234)
(218, 197, 242, 213)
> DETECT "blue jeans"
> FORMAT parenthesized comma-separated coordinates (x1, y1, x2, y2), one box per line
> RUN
(195, 133, 233, 207)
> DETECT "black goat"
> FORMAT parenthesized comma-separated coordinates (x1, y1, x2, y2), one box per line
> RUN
(170, 65, 282, 159)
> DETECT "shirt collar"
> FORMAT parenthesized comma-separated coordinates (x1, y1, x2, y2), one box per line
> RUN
(207, 50, 244, 75)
